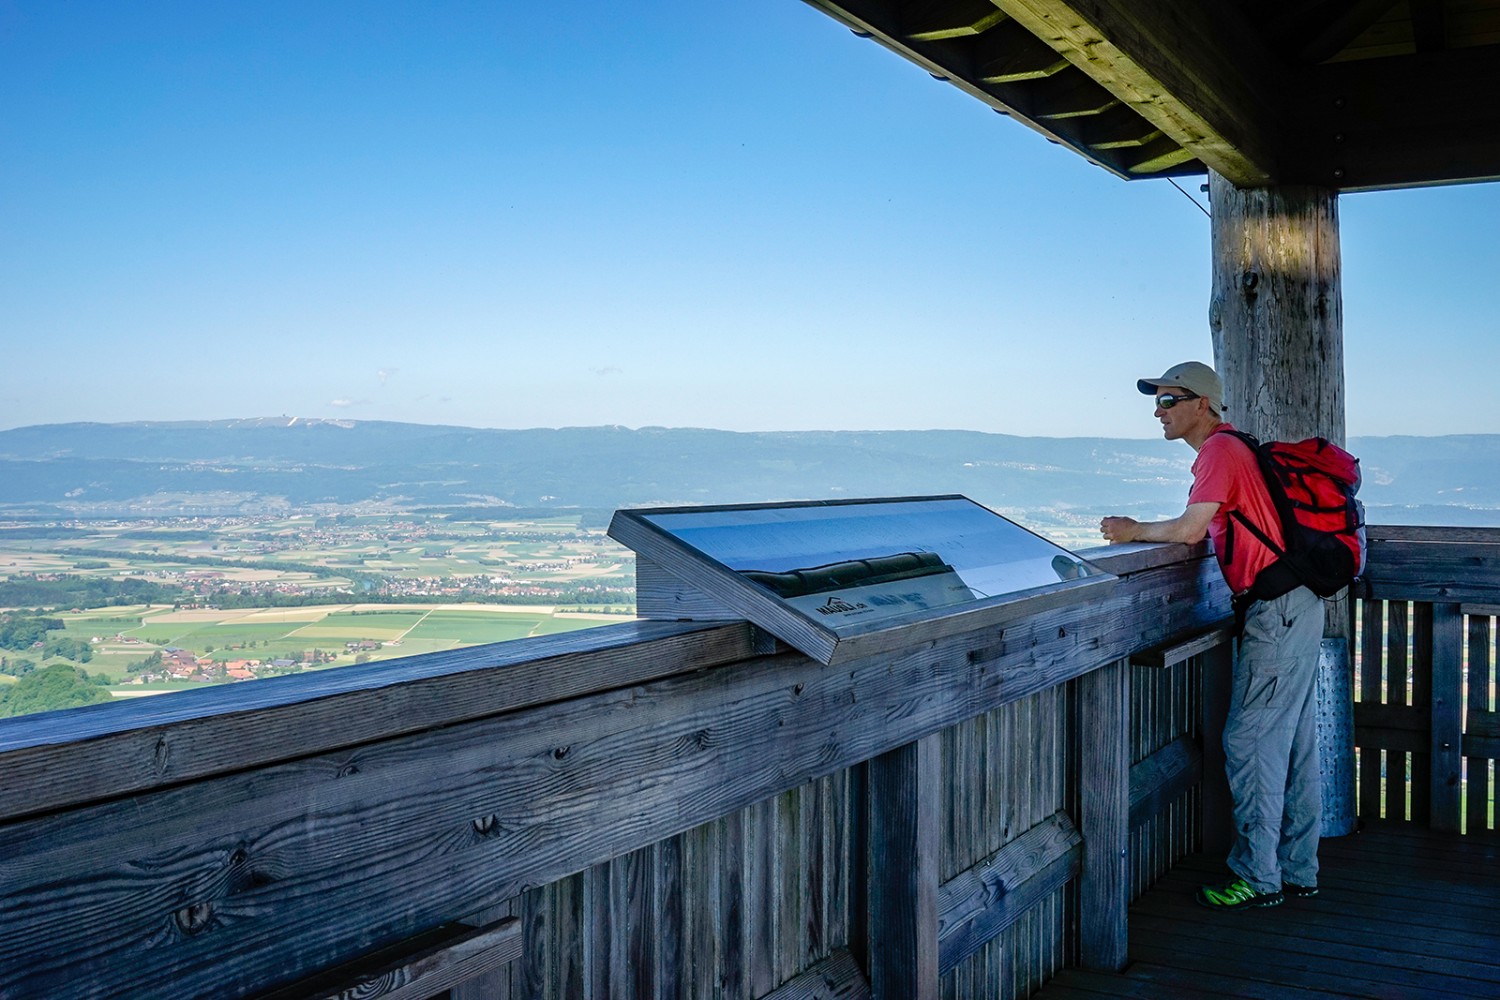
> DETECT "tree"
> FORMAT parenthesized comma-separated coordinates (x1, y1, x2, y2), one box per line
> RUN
(0, 664, 112, 718)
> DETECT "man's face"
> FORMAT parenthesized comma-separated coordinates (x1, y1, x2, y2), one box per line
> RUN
(1153, 385, 1208, 441)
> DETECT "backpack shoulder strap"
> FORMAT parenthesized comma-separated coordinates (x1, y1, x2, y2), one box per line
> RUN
(1210, 427, 1288, 559)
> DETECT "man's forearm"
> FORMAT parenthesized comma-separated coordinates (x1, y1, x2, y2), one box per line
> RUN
(1100, 502, 1217, 545)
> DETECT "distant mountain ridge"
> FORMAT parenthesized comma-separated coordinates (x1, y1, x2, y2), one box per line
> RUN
(2, 419, 1498, 525)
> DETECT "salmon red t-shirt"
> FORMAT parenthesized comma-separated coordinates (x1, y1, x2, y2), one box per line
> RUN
(1187, 424, 1284, 594)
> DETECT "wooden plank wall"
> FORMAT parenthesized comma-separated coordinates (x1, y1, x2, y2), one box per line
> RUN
(445, 638, 1206, 999)
(453, 770, 859, 999)
(939, 689, 1069, 999)
(1127, 656, 1200, 899)
(1353, 526, 1500, 836)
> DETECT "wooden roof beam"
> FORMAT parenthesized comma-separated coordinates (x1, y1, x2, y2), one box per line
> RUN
(990, 0, 1284, 184)
(902, 0, 1009, 40)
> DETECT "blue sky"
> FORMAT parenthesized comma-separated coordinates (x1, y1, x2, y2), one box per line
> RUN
(2, 1, 1497, 438)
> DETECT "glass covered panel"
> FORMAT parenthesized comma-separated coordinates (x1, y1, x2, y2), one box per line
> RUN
(633, 496, 1107, 632)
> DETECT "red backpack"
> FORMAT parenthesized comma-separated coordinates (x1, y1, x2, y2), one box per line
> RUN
(1222, 430, 1367, 601)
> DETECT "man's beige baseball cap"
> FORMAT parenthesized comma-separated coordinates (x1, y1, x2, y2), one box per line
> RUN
(1137, 361, 1224, 414)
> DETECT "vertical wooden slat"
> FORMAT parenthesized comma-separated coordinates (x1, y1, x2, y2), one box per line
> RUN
(1078, 659, 1129, 972)
(1411, 603, 1434, 822)
(1386, 601, 1410, 821)
(658, 834, 684, 1000)
(1430, 604, 1464, 832)
(845, 764, 868, 977)
(551, 875, 583, 1000)
(718, 809, 746, 998)
(778, 787, 802, 984)
(519, 885, 548, 999)
(617, 847, 657, 1000)
(746, 798, 777, 996)
(584, 861, 609, 1000)
(1468, 614, 1494, 835)
(1358, 597, 1385, 821)
(867, 734, 941, 1000)
(1198, 641, 1234, 854)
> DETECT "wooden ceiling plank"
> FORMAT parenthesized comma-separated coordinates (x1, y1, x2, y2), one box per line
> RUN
(991, 0, 1282, 184)
(1031, 67, 1122, 119)
(1291, 44, 1500, 188)
(1082, 104, 1165, 149)
(1410, 0, 1449, 50)
(1296, 0, 1405, 64)
(1120, 134, 1201, 174)
(972, 18, 1070, 81)
(903, 0, 1010, 40)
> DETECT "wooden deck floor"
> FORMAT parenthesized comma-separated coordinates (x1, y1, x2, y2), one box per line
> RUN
(1037, 823, 1500, 999)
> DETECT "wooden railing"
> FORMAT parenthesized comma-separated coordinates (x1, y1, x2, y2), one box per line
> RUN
(1354, 525, 1500, 835)
(0, 525, 1489, 999)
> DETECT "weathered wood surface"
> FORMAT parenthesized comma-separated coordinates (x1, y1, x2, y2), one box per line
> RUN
(1429, 603, 1464, 833)
(1077, 659, 1130, 971)
(1363, 536, 1500, 603)
(0, 618, 757, 822)
(1357, 596, 1386, 824)
(1129, 623, 1231, 669)
(257, 917, 521, 1000)
(938, 686, 1071, 993)
(937, 811, 1081, 976)
(1352, 593, 1499, 834)
(1127, 735, 1200, 832)
(0, 547, 1227, 998)
(0, 516, 1487, 1000)
(1208, 172, 1344, 449)
(1039, 824, 1500, 999)
(1469, 613, 1495, 834)
(992, 0, 1277, 183)
(0, 551, 1224, 995)
(761, 949, 869, 1000)
(866, 736, 941, 999)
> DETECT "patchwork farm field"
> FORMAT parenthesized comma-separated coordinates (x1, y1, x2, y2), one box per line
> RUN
(55, 601, 634, 696)
(0, 512, 639, 714)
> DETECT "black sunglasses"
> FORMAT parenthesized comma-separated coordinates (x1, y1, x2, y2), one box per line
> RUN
(1154, 391, 1200, 409)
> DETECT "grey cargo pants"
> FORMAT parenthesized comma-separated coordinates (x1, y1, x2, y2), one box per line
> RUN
(1224, 586, 1324, 894)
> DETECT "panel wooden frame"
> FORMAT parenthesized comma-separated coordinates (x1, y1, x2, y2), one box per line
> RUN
(611, 498, 1117, 665)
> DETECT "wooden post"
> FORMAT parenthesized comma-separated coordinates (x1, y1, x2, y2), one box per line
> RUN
(1207, 172, 1344, 448)
(1207, 172, 1350, 633)
(1078, 659, 1129, 972)
(866, 734, 941, 999)
(1429, 603, 1464, 832)
(1207, 170, 1357, 824)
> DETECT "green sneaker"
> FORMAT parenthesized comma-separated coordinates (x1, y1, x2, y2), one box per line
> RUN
(1282, 881, 1318, 898)
(1195, 877, 1283, 910)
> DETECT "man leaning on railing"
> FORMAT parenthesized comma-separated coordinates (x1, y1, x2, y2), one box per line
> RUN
(1099, 361, 1321, 911)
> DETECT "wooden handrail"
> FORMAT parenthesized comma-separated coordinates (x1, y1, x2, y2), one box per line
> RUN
(0, 539, 1229, 999)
